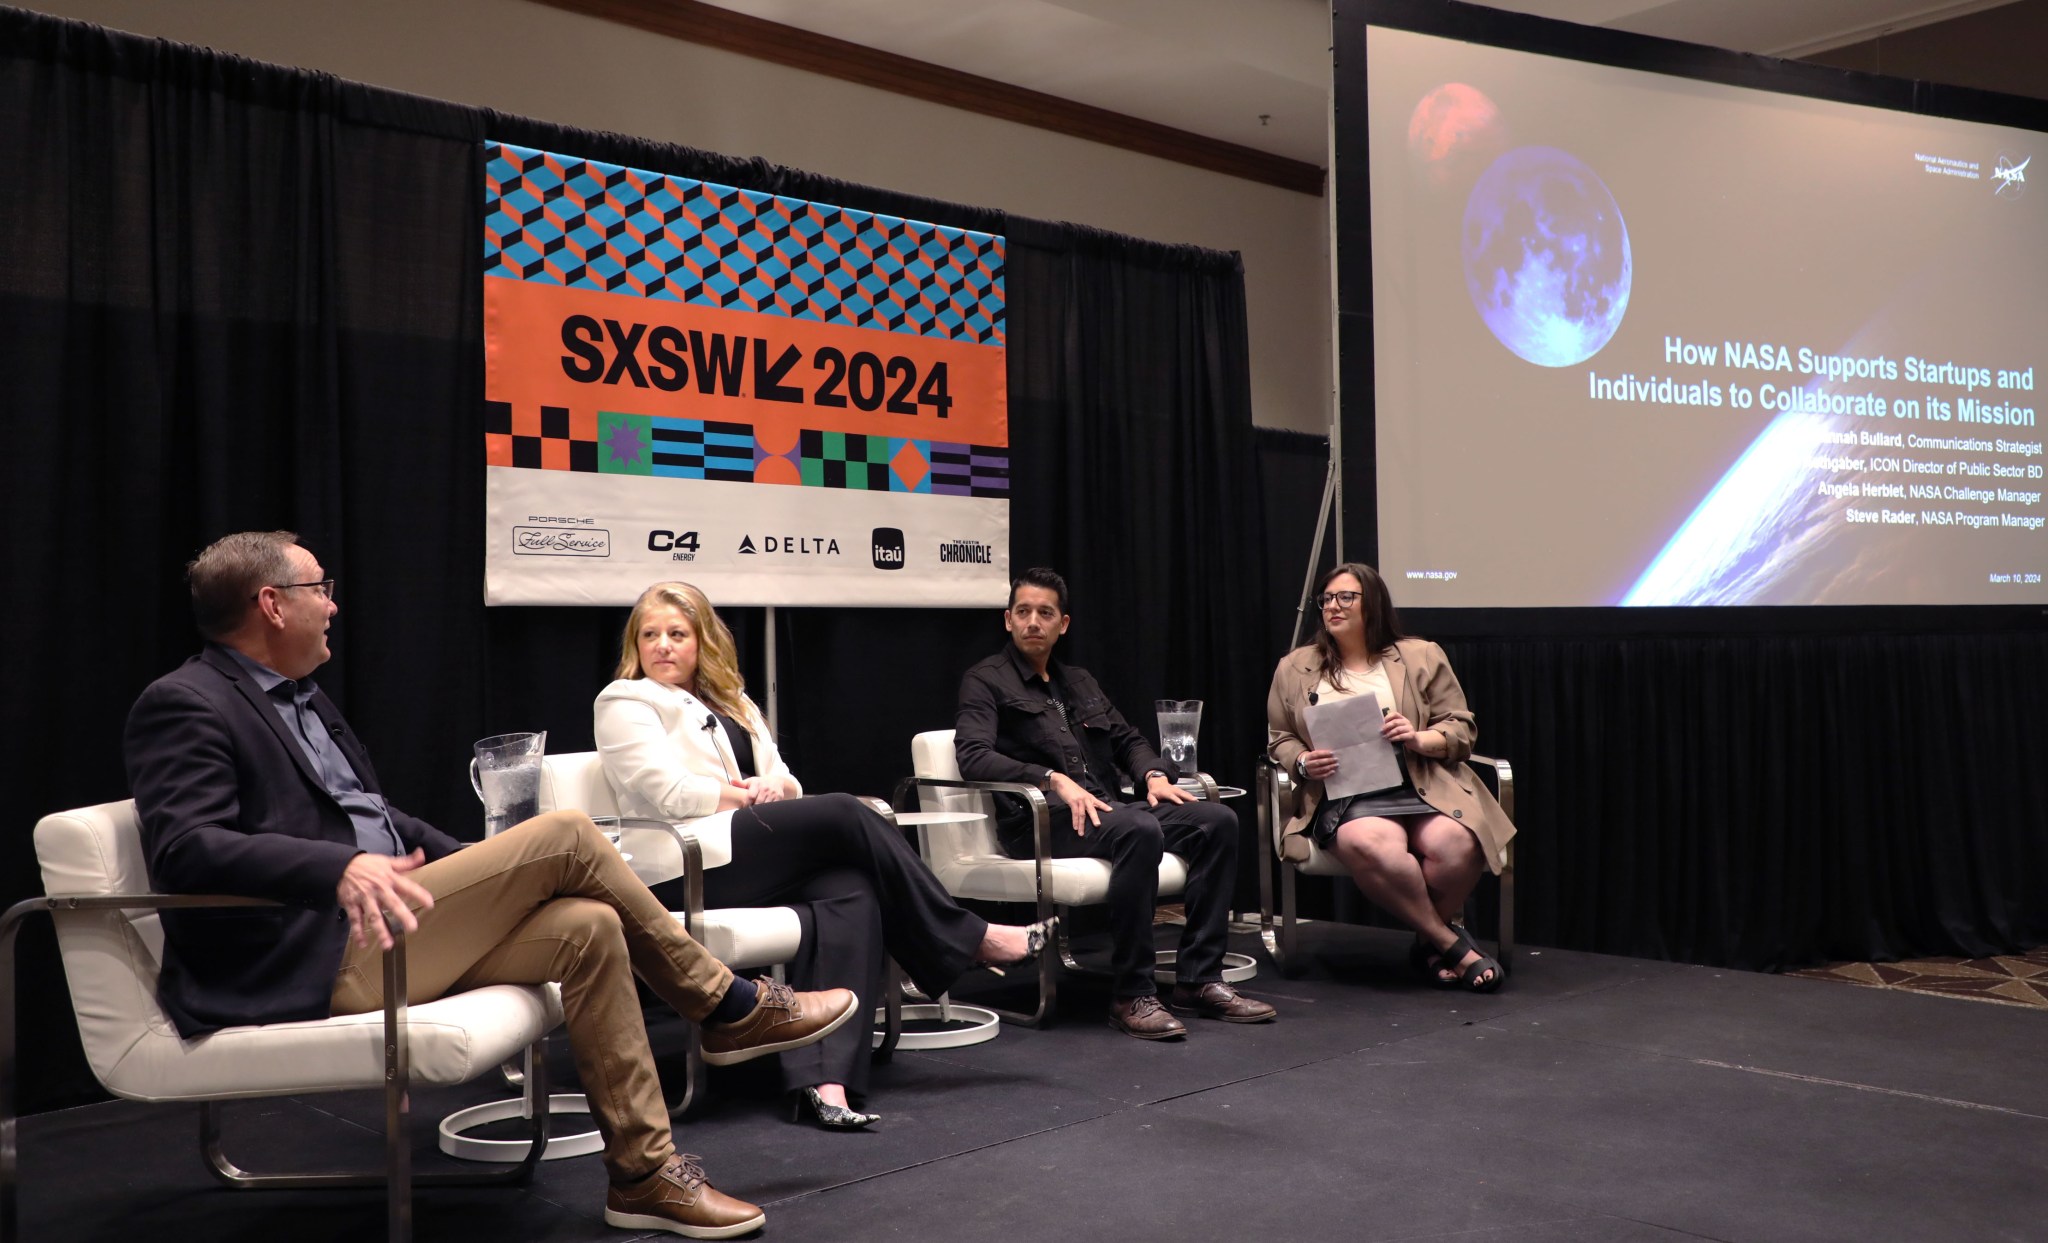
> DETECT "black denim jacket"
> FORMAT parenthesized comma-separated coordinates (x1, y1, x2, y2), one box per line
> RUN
(953, 644, 1175, 812)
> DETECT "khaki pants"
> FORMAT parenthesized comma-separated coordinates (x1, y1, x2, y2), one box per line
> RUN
(329, 810, 730, 1183)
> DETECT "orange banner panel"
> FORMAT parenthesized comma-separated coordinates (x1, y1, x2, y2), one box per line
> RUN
(485, 278, 1007, 447)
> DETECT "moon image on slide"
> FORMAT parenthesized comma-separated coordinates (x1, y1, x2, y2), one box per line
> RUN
(1407, 83, 1509, 191)
(1462, 146, 1632, 367)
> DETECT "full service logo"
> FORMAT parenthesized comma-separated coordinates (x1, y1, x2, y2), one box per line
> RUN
(937, 537, 994, 565)
(514, 525, 611, 557)
(872, 527, 906, 570)
(737, 534, 842, 556)
(1993, 152, 2030, 199)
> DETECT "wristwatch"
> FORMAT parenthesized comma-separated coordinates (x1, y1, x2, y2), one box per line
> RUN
(1040, 768, 1057, 792)
(1294, 753, 1308, 778)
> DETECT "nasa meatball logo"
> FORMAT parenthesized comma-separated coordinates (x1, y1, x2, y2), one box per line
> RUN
(1992, 152, 2030, 200)
(871, 528, 906, 570)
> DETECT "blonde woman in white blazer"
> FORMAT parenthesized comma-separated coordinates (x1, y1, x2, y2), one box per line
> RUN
(595, 581, 1052, 1129)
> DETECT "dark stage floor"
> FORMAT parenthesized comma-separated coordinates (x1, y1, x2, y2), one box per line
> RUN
(17, 922, 2048, 1242)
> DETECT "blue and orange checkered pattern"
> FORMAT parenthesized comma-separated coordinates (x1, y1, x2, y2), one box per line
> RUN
(484, 142, 1005, 346)
(495, 402, 1008, 497)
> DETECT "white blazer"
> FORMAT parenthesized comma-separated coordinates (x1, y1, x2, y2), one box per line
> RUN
(593, 678, 801, 868)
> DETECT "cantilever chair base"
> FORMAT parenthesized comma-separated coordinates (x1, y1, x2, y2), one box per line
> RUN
(898, 741, 1222, 1029)
(2, 894, 550, 1243)
(1256, 756, 1515, 980)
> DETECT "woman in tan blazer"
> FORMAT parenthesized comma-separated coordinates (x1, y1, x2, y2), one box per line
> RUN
(1265, 562, 1515, 990)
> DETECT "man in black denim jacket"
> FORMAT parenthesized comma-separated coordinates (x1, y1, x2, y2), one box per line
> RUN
(954, 568, 1276, 1038)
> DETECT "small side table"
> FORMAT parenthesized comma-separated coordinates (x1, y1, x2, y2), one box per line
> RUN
(876, 810, 1003, 1049)
(1117, 783, 1257, 984)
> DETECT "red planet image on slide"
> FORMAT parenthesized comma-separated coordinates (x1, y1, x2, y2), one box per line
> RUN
(1406, 82, 1509, 192)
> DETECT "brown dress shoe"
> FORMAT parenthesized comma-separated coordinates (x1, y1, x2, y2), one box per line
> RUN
(700, 978, 857, 1066)
(1109, 994, 1188, 1040)
(1169, 981, 1278, 1023)
(605, 1153, 765, 1239)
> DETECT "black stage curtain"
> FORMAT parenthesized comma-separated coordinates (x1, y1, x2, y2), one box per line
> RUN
(1, 10, 488, 1111)
(0, 10, 1264, 1111)
(998, 219, 1266, 904)
(1437, 632, 2048, 969)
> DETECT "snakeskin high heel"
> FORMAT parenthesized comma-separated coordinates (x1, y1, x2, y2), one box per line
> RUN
(791, 1086, 881, 1130)
(984, 914, 1060, 977)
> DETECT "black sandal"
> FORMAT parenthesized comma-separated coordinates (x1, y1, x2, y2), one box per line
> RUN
(1408, 933, 1451, 986)
(1432, 927, 1503, 993)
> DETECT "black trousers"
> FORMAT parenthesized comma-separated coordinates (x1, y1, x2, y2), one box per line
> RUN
(999, 798, 1237, 998)
(652, 792, 985, 1096)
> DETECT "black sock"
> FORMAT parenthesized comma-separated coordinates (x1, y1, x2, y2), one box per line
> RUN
(706, 975, 758, 1026)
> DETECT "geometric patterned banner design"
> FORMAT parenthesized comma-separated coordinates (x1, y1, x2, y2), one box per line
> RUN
(486, 142, 1004, 346)
(484, 401, 1009, 497)
(483, 140, 1010, 608)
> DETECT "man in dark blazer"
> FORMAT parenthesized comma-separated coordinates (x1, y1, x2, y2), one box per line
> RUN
(125, 530, 856, 1238)
(953, 567, 1276, 1039)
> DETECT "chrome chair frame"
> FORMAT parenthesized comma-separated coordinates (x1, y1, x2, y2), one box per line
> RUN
(892, 772, 1220, 1026)
(1256, 756, 1515, 978)
(0, 896, 548, 1243)
(620, 799, 907, 1110)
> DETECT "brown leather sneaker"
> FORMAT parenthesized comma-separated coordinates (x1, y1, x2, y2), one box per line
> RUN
(1108, 993, 1188, 1040)
(605, 1153, 765, 1239)
(1169, 981, 1278, 1023)
(700, 979, 857, 1067)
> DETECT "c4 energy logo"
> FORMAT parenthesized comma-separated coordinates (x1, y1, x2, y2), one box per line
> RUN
(1993, 152, 2029, 200)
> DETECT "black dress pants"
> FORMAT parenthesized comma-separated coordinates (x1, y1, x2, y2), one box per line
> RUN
(999, 798, 1237, 998)
(652, 792, 986, 1095)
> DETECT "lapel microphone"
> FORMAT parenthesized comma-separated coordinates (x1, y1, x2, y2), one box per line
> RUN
(1307, 691, 1318, 705)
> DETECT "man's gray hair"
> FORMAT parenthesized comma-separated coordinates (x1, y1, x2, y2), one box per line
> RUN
(187, 530, 299, 639)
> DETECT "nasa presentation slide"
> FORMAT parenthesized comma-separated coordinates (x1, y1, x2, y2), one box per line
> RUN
(1364, 25, 2045, 607)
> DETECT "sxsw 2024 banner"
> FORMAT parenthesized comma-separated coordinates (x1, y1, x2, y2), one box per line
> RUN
(484, 141, 1008, 606)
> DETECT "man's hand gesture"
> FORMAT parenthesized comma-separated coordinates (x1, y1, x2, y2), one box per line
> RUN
(1048, 771, 1112, 836)
(1145, 772, 1195, 807)
(337, 848, 434, 950)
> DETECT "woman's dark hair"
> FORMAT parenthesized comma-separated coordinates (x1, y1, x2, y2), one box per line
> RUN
(1312, 561, 1406, 687)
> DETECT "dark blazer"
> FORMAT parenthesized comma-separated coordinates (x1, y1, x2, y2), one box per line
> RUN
(954, 644, 1174, 815)
(123, 646, 462, 1037)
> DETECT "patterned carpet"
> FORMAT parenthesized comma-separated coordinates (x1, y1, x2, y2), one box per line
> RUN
(1788, 947, 2048, 1009)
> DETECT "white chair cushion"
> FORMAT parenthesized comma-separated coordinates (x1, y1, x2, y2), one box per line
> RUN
(538, 751, 732, 869)
(33, 802, 561, 1104)
(688, 907, 803, 972)
(1264, 783, 1352, 878)
(88, 981, 562, 1103)
(540, 750, 789, 972)
(1290, 839, 1352, 878)
(537, 750, 622, 818)
(909, 729, 1188, 903)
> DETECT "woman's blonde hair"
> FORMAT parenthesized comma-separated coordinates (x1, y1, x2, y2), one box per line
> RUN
(615, 581, 749, 720)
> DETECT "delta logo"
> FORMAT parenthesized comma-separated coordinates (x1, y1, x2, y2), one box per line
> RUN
(737, 534, 841, 555)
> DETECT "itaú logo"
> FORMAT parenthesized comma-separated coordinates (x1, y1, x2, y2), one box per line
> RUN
(1993, 153, 2029, 199)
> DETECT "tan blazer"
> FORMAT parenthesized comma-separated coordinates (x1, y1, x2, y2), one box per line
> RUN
(1265, 640, 1515, 873)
